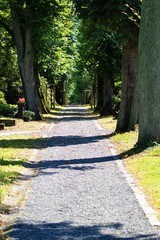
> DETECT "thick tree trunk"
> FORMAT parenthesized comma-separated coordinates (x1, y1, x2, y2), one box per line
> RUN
(34, 69, 50, 114)
(94, 74, 103, 112)
(11, 8, 43, 120)
(100, 71, 113, 116)
(116, 35, 138, 133)
(138, 1, 160, 144)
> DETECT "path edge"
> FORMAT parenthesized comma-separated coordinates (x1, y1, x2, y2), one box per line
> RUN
(0, 122, 55, 239)
(94, 120, 160, 228)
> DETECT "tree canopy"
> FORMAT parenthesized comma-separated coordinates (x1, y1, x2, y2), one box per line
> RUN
(1, 0, 160, 145)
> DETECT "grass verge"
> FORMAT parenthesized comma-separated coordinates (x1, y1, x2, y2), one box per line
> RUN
(98, 116, 160, 219)
(0, 107, 63, 203)
(0, 134, 42, 202)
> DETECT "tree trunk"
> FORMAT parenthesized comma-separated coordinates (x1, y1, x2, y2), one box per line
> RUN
(34, 69, 50, 114)
(116, 34, 138, 133)
(138, 1, 160, 144)
(94, 73, 103, 112)
(100, 71, 113, 116)
(11, 7, 43, 120)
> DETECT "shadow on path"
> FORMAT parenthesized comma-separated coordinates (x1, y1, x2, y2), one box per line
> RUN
(0, 134, 108, 149)
(47, 106, 99, 122)
(45, 134, 108, 147)
(9, 221, 158, 240)
(27, 155, 119, 174)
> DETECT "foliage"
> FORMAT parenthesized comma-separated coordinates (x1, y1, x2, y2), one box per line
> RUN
(0, 0, 140, 111)
(0, 91, 6, 105)
(36, 0, 78, 85)
(68, 18, 122, 105)
(69, 67, 93, 104)
(73, 0, 141, 42)
(113, 76, 122, 114)
(0, 103, 17, 117)
(23, 110, 36, 121)
(0, 27, 22, 104)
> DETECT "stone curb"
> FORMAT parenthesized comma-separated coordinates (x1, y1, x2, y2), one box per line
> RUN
(95, 120, 160, 228)
(109, 146, 160, 227)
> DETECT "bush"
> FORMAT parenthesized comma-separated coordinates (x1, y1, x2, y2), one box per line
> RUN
(0, 91, 7, 105)
(113, 95, 121, 114)
(23, 110, 36, 121)
(0, 103, 17, 117)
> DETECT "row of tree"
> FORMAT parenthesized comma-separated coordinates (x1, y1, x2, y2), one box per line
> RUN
(73, 0, 160, 145)
(73, 0, 140, 131)
(0, 0, 159, 145)
(0, 0, 78, 118)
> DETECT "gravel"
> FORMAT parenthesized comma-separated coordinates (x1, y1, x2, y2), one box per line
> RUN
(9, 106, 160, 239)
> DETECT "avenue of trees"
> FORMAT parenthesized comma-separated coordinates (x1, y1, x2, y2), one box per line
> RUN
(0, 0, 160, 145)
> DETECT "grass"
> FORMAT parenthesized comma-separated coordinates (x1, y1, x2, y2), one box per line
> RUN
(124, 145, 160, 217)
(98, 115, 160, 219)
(98, 115, 117, 133)
(1, 107, 63, 133)
(0, 107, 63, 203)
(0, 134, 42, 202)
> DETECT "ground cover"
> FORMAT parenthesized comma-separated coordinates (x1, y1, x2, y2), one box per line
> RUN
(99, 116, 160, 219)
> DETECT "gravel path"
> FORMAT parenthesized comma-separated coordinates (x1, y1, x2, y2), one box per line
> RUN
(9, 106, 160, 239)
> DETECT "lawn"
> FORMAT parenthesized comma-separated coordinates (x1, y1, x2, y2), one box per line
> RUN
(0, 109, 61, 203)
(0, 134, 42, 202)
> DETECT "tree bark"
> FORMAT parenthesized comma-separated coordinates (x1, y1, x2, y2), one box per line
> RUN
(11, 7, 43, 120)
(94, 73, 103, 112)
(34, 69, 50, 114)
(138, 1, 160, 144)
(116, 33, 138, 133)
(100, 71, 113, 116)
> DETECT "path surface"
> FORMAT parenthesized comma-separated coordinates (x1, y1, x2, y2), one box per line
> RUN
(9, 106, 160, 239)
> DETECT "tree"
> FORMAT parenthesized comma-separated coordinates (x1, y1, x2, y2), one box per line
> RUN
(72, 18, 121, 115)
(0, 27, 22, 104)
(0, 0, 60, 119)
(116, 26, 139, 132)
(73, 0, 141, 130)
(36, 0, 78, 106)
(10, 1, 60, 118)
(0, 0, 78, 111)
(138, 0, 160, 144)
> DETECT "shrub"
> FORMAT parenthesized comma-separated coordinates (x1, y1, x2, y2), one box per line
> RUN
(23, 110, 36, 121)
(0, 91, 7, 105)
(0, 104, 17, 117)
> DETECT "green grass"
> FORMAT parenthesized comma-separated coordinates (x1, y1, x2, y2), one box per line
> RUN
(124, 146, 160, 215)
(98, 116, 160, 218)
(98, 115, 117, 132)
(0, 166, 18, 201)
(0, 134, 42, 202)
(0, 108, 62, 203)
